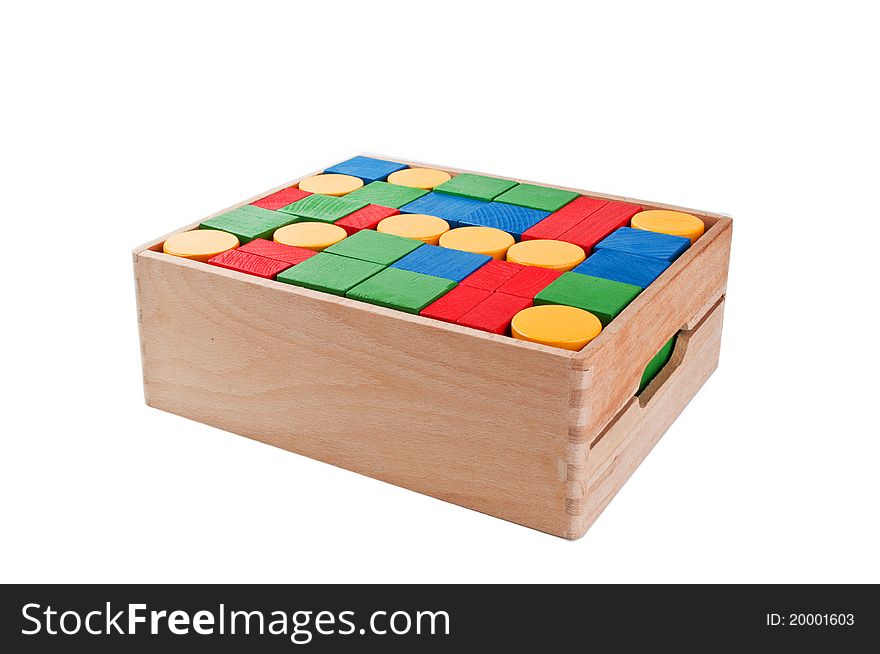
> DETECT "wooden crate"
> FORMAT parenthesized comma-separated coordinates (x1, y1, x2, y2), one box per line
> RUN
(133, 155, 732, 539)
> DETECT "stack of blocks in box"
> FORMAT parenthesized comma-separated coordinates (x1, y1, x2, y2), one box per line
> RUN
(164, 156, 707, 388)
(141, 155, 732, 538)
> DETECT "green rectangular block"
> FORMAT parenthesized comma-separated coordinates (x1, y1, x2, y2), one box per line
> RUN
(276, 252, 384, 296)
(433, 173, 519, 201)
(494, 183, 579, 212)
(200, 205, 295, 243)
(340, 181, 428, 209)
(639, 335, 677, 393)
(278, 194, 367, 223)
(324, 229, 423, 265)
(534, 272, 641, 326)
(346, 268, 456, 314)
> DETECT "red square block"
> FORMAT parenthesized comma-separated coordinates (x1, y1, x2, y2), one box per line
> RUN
(420, 285, 492, 323)
(251, 186, 312, 210)
(557, 200, 642, 252)
(207, 249, 291, 279)
(457, 293, 533, 335)
(496, 266, 563, 299)
(334, 204, 400, 235)
(521, 196, 607, 241)
(459, 259, 525, 292)
(238, 238, 316, 266)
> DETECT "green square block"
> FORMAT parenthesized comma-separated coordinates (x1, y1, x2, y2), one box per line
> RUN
(346, 268, 456, 314)
(494, 183, 579, 212)
(276, 252, 384, 296)
(433, 173, 518, 201)
(534, 272, 641, 326)
(278, 194, 367, 223)
(340, 181, 428, 208)
(639, 335, 677, 393)
(324, 229, 423, 265)
(200, 205, 295, 243)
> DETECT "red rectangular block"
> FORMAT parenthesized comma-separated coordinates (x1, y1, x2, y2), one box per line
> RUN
(459, 259, 525, 292)
(207, 249, 291, 279)
(334, 204, 400, 235)
(457, 292, 533, 335)
(420, 285, 492, 324)
(557, 200, 642, 252)
(521, 196, 608, 241)
(496, 266, 563, 299)
(251, 187, 312, 210)
(238, 238, 316, 266)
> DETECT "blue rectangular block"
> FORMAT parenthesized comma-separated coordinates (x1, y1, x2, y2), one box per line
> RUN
(399, 192, 488, 228)
(390, 244, 491, 282)
(323, 156, 409, 184)
(457, 203, 550, 240)
(573, 249, 671, 289)
(595, 227, 690, 262)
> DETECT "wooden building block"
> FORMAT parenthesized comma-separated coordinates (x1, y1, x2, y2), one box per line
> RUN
(276, 252, 384, 296)
(334, 204, 399, 235)
(200, 205, 295, 244)
(457, 292, 533, 335)
(163, 229, 239, 262)
(323, 156, 409, 184)
(251, 187, 311, 210)
(459, 259, 525, 292)
(572, 248, 670, 289)
(377, 214, 450, 245)
(438, 226, 515, 259)
(521, 196, 607, 241)
(433, 173, 518, 201)
(458, 203, 550, 240)
(639, 335, 677, 393)
(207, 248, 291, 279)
(391, 244, 490, 282)
(534, 272, 642, 326)
(595, 227, 690, 262)
(342, 181, 428, 209)
(557, 200, 642, 252)
(506, 239, 586, 271)
(324, 228, 423, 265)
(278, 194, 367, 223)
(495, 266, 563, 299)
(238, 238, 317, 266)
(631, 209, 705, 244)
(419, 285, 492, 323)
(346, 268, 456, 314)
(494, 183, 578, 212)
(399, 192, 487, 228)
(511, 305, 603, 351)
(273, 222, 348, 252)
(387, 167, 452, 189)
(298, 173, 363, 196)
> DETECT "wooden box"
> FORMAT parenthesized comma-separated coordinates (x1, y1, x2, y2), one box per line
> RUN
(133, 155, 732, 539)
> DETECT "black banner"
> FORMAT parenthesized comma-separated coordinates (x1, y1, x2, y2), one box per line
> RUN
(1, 584, 875, 651)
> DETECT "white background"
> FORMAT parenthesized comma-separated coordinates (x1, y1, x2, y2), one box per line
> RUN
(2, 1, 877, 583)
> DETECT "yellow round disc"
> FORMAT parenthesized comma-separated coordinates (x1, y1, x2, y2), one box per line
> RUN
(506, 239, 586, 271)
(631, 209, 705, 244)
(273, 222, 347, 251)
(298, 173, 364, 196)
(376, 214, 450, 245)
(387, 167, 452, 190)
(511, 305, 602, 351)
(438, 226, 515, 260)
(162, 229, 239, 262)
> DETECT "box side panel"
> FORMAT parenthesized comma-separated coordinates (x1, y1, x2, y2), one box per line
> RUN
(134, 252, 574, 536)
(566, 298, 725, 538)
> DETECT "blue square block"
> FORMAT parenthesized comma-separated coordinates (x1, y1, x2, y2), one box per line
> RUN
(595, 227, 690, 262)
(573, 249, 671, 289)
(457, 203, 550, 240)
(323, 156, 408, 184)
(399, 192, 488, 228)
(390, 244, 491, 282)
